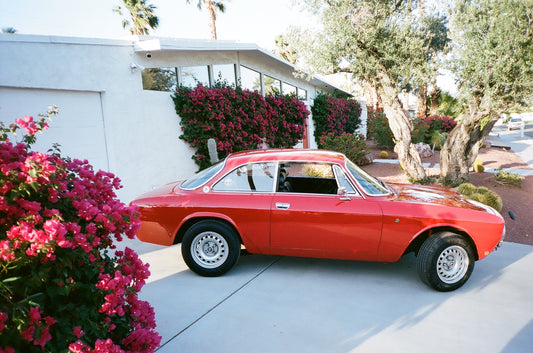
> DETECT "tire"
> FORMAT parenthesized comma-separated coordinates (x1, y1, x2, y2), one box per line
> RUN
(181, 220, 241, 277)
(417, 232, 475, 292)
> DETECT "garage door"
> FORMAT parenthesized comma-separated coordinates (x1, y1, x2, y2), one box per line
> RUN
(0, 87, 109, 173)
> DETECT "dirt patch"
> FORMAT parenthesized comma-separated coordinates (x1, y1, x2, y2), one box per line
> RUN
(362, 143, 533, 246)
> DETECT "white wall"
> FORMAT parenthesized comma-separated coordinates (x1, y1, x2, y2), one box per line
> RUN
(0, 87, 109, 173)
(0, 34, 365, 202)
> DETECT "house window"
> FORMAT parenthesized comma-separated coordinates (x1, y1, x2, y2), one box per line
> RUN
(298, 88, 308, 101)
(264, 76, 281, 95)
(181, 66, 209, 88)
(282, 82, 297, 96)
(142, 68, 177, 91)
(213, 64, 236, 87)
(239, 65, 261, 92)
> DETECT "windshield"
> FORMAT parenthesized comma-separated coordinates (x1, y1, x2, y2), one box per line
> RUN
(345, 159, 390, 196)
(180, 161, 225, 190)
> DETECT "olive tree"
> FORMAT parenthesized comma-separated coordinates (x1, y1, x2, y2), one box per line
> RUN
(285, 0, 447, 180)
(440, 0, 533, 183)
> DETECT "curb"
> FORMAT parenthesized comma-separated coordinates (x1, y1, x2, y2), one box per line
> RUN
(373, 159, 533, 176)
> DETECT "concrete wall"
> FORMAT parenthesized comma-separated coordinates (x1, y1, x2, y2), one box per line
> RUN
(0, 34, 365, 202)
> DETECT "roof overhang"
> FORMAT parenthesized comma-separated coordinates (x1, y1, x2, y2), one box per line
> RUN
(133, 37, 351, 96)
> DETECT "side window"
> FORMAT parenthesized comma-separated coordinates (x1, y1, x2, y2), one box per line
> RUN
(277, 162, 337, 194)
(213, 162, 276, 192)
(142, 68, 177, 91)
(333, 165, 359, 196)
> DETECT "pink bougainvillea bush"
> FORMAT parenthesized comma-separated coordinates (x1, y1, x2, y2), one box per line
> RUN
(311, 93, 362, 146)
(173, 85, 309, 170)
(0, 110, 161, 353)
(264, 94, 309, 149)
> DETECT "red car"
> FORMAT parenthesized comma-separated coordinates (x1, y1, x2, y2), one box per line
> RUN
(131, 149, 505, 291)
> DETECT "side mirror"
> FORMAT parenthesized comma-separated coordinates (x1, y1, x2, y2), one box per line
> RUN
(338, 187, 351, 201)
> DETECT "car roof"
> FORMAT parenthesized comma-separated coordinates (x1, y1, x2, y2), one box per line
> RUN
(225, 149, 347, 167)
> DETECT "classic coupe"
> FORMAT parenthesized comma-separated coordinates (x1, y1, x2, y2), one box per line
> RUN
(131, 149, 505, 291)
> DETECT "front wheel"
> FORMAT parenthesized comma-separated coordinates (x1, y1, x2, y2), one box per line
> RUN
(181, 220, 241, 277)
(417, 232, 475, 291)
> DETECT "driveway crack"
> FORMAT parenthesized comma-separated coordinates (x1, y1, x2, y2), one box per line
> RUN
(157, 256, 282, 351)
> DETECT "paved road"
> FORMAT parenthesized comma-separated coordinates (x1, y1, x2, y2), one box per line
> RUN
(492, 124, 533, 167)
(119, 238, 533, 353)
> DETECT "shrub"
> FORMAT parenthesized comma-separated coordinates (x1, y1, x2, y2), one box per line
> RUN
(484, 191, 503, 212)
(457, 183, 477, 196)
(494, 169, 524, 188)
(303, 164, 332, 178)
(411, 119, 429, 144)
(311, 93, 362, 145)
(367, 109, 395, 148)
(457, 183, 503, 212)
(173, 85, 308, 170)
(264, 94, 308, 148)
(421, 114, 457, 135)
(412, 115, 456, 147)
(0, 111, 161, 352)
(319, 132, 368, 165)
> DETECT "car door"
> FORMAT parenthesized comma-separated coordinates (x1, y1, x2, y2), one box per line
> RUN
(270, 162, 383, 261)
(211, 162, 276, 254)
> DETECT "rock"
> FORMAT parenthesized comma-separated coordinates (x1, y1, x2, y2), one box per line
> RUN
(357, 152, 374, 166)
(414, 142, 433, 158)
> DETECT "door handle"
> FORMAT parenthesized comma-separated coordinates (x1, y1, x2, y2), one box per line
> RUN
(276, 202, 290, 210)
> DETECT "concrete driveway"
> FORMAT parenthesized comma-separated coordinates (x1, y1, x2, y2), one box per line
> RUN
(122, 239, 533, 353)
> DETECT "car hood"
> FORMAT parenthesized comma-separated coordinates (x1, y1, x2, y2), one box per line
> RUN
(388, 183, 486, 211)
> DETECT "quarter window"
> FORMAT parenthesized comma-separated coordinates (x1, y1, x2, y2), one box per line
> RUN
(213, 162, 276, 192)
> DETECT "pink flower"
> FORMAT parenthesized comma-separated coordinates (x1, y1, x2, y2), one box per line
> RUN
(73, 326, 85, 338)
(0, 311, 7, 332)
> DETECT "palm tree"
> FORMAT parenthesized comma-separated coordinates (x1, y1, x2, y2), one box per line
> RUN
(186, 0, 228, 40)
(2, 27, 17, 34)
(113, 0, 159, 35)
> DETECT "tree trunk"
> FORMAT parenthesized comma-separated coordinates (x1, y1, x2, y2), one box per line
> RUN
(375, 71, 426, 180)
(205, 0, 217, 39)
(440, 110, 498, 183)
(429, 84, 440, 115)
(417, 84, 427, 118)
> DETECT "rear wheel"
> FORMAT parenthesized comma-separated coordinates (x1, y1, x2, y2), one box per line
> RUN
(417, 232, 475, 291)
(182, 220, 240, 277)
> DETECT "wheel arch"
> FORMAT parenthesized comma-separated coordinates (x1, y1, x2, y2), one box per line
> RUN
(404, 226, 479, 261)
(173, 216, 242, 245)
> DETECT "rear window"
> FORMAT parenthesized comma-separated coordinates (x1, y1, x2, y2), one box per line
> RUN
(180, 161, 225, 190)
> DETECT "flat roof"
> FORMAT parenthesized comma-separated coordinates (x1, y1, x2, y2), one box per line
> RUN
(133, 37, 352, 96)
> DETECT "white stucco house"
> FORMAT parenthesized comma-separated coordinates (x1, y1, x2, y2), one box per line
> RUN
(0, 34, 365, 201)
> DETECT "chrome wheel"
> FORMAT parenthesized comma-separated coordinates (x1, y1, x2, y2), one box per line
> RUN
(190, 231, 229, 269)
(417, 232, 475, 291)
(436, 245, 469, 284)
